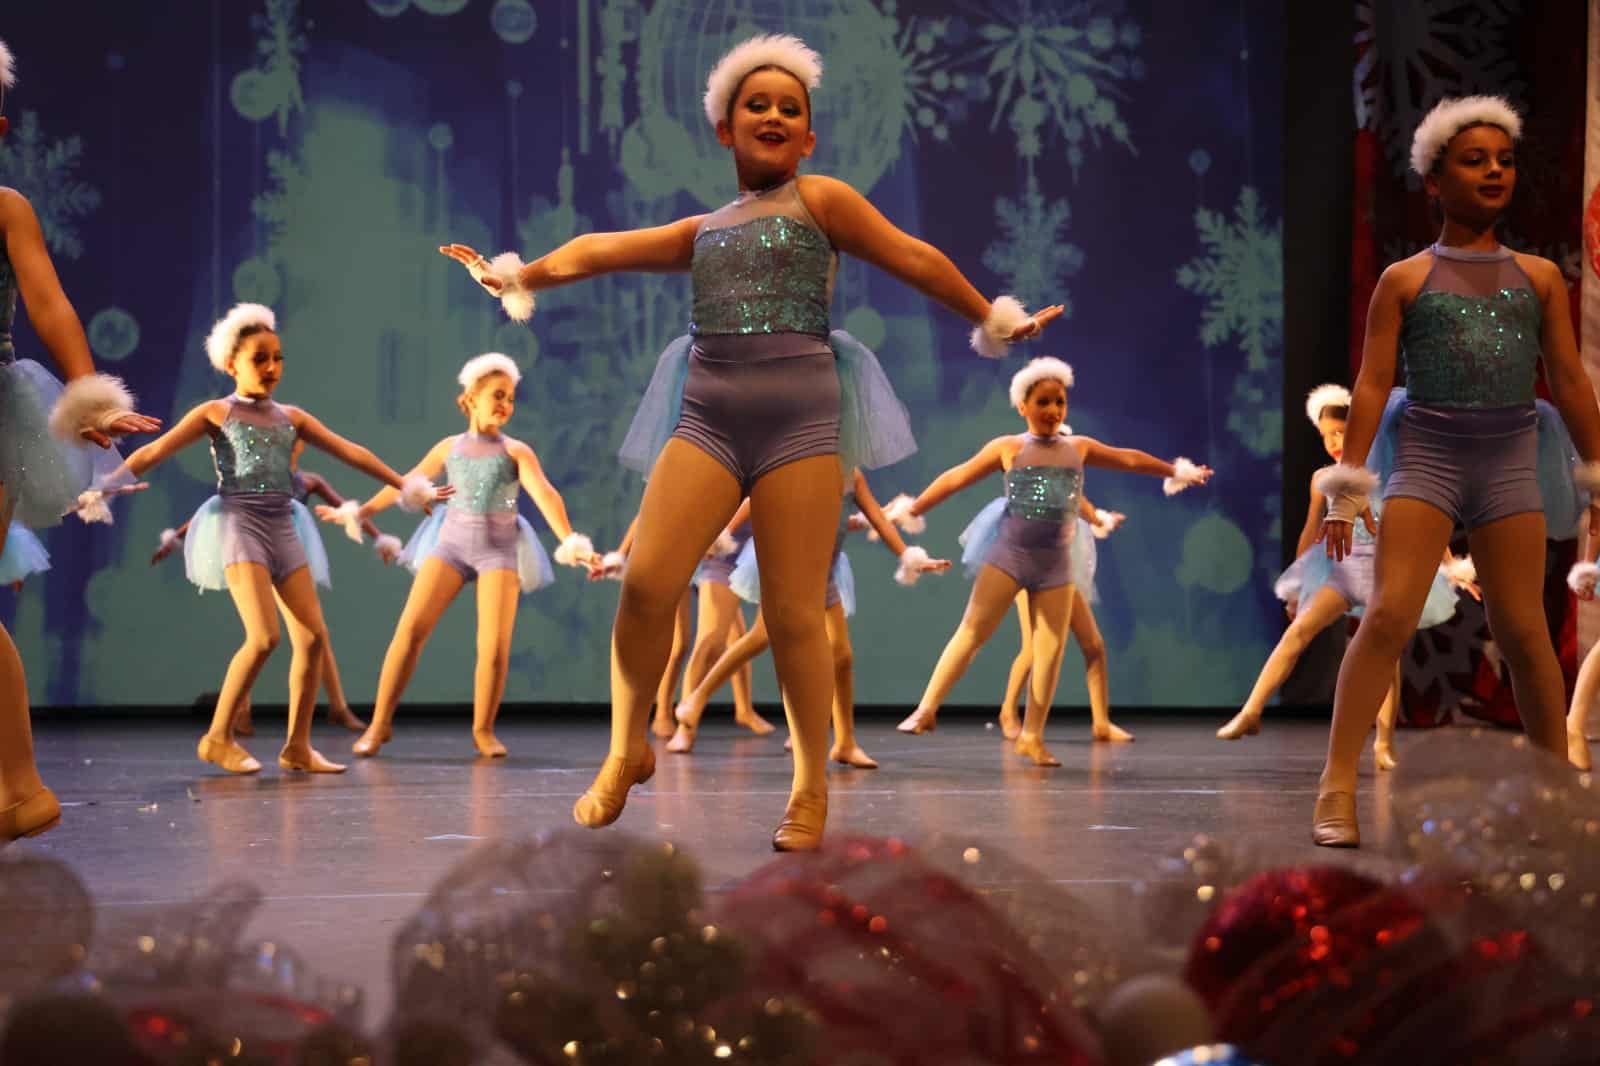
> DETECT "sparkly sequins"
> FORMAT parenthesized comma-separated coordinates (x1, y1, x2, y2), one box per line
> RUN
(691, 216, 834, 337)
(447, 438, 519, 514)
(1401, 287, 1542, 408)
(1004, 466, 1082, 523)
(212, 410, 296, 495)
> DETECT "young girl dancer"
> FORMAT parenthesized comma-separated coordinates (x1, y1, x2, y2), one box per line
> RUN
(1219, 385, 1477, 768)
(1565, 554, 1600, 769)
(442, 33, 1061, 849)
(0, 37, 159, 839)
(113, 303, 433, 775)
(1312, 97, 1600, 847)
(893, 358, 1210, 765)
(668, 471, 947, 766)
(152, 437, 398, 735)
(681, 510, 772, 738)
(324, 353, 595, 759)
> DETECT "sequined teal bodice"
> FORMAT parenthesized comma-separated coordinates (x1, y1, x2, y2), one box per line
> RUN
(1004, 467, 1082, 523)
(691, 216, 833, 336)
(0, 244, 16, 364)
(446, 437, 518, 515)
(212, 407, 296, 495)
(1400, 246, 1542, 409)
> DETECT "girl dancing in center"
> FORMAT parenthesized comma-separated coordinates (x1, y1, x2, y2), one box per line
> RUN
(443, 33, 1061, 849)
(324, 353, 595, 759)
(1311, 97, 1600, 847)
(894, 357, 1210, 765)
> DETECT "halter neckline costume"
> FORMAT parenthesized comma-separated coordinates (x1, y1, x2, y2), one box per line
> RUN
(397, 432, 553, 592)
(958, 433, 1088, 594)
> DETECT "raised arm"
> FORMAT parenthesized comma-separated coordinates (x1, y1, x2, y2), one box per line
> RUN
(907, 438, 1011, 517)
(123, 402, 223, 477)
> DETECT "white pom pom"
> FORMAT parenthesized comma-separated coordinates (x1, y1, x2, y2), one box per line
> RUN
(554, 532, 594, 567)
(1313, 463, 1380, 499)
(74, 490, 112, 525)
(374, 533, 403, 562)
(882, 494, 926, 534)
(1569, 561, 1600, 597)
(1441, 555, 1477, 587)
(711, 529, 739, 557)
(601, 550, 626, 580)
(331, 499, 363, 543)
(399, 475, 436, 513)
(895, 545, 932, 586)
(969, 296, 1031, 359)
(1162, 457, 1207, 496)
(1091, 508, 1119, 539)
(160, 528, 180, 550)
(486, 252, 536, 322)
(49, 374, 135, 440)
(1575, 461, 1600, 492)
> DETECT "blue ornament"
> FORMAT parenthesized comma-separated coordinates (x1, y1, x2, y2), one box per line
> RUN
(1155, 1045, 1273, 1066)
(1188, 148, 1212, 177)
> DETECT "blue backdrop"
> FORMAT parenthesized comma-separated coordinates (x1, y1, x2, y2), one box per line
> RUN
(0, 0, 1284, 708)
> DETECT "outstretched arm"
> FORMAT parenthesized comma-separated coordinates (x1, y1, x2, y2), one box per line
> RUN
(292, 409, 411, 491)
(123, 402, 223, 477)
(851, 470, 908, 556)
(440, 215, 704, 293)
(347, 437, 452, 518)
(304, 472, 385, 540)
(907, 437, 1012, 517)
(1076, 437, 1211, 482)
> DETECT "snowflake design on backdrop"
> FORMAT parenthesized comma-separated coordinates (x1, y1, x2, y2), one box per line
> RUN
(1353, 0, 1522, 180)
(888, 16, 986, 144)
(251, 0, 310, 135)
(0, 112, 101, 259)
(964, 0, 1144, 176)
(982, 173, 1084, 309)
(596, 0, 640, 155)
(1177, 186, 1283, 371)
(250, 149, 304, 257)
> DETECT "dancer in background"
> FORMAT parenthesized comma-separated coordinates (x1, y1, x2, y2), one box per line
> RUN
(1311, 97, 1600, 846)
(894, 357, 1210, 765)
(0, 36, 159, 840)
(443, 32, 1061, 849)
(324, 353, 595, 760)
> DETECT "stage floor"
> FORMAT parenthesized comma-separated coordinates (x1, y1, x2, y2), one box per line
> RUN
(11, 711, 1399, 1023)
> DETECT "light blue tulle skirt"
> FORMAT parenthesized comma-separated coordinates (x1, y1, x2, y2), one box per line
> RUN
(0, 522, 50, 584)
(727, 537, 856, 617)
(0, 358, 114, 529)
(1272, 542, 1459, 628)
(956, 498, 1098, 603)
(397, 507, 554, 594)
(1368, 388, 1587, 538)
(618, 329, 917, 477)
(182, 495, 331, 592)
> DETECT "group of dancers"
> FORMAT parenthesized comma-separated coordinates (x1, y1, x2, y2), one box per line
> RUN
(1, 33, 1597, 854)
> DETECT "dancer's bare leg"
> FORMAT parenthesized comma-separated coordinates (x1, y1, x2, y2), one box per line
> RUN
(1568, 634, 1600, 770)
(1373, 663, 1400, 772)
(824, 604, 874, 768)
(356, 559, 465, 756)
(652, 590, 692, 739)
(471, 570, 519, 757)
(318, 637, 366, 731)
(669, 612, 771, 753)
(899, 565, 1021, 733)
(273, 567, 343, 773)
(1220, 586, 1351, 739)
(999, 592, 1030, 740)
(198, 562, 282, 774)
(1015, 584, 1073, 766)
(1315, 498, 1453, 846)
(0, 490, 49, 819)
(575, 441, 740, 826)
(1074, 599, 1130, 742)
(728, 610, 770, 732)
(232, 692, 255, 735)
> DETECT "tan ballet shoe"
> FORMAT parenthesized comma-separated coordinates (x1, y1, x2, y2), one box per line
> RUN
(1312, 791, 1359, 847)
(278, 747, 347, 774)
(1568, 726, 1593, 772)
(666, 721, 696, 754)
(1374, 743, 1398, 773)
(328, 704, 367, 732)
(735, 709, 777, 736)
(651, 709, 677, 739)
(0, 787, 61, 842)
(1216, 710, 1261, 740)
(771, 790, 827, 852)
(896, 707, 938, 734)
(573, 747, 656, 828)
(830, 744, 878, 769)
(1014, 735, 1061, 767)
(998, 707, 1021, 741)
(197, 736, 262, 775)
(352, 726, 391, 758)
(473, 731, 508, 758)
(1092, 722, 1135, 743)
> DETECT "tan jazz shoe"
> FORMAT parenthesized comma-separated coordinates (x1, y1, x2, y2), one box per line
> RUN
(1312, 791, 1359, 847)
(1216, 710, 1261, 740)
(896, 707, 938, 734)
(573, 747, 657, 828)
(197, 736, 262, 775)
(0, 787, 61, 842)
(352, 726, 392, 758)
(278, 746, 347, 773)
(771, 791, 827, 852)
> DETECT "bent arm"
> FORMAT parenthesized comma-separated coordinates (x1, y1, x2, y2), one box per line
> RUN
(517, 216, 703, 290)
(2, 190, 95, 380)
(852, 470, 909, 556)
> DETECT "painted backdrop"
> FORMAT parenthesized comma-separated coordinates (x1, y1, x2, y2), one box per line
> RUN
(1, 0, 1283, 708)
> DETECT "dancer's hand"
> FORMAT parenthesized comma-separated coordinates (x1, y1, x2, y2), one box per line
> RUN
(1284, 598, 1299, 620)
(439, 244, 504, 294)
(1319, 518, 1353, 561)
(845, 512, 869, 532)
(151, 542, 175, 565)
(1009, 304, 1066, 341)
(420, 484, 456, 515)
(83, 410, 162, 449)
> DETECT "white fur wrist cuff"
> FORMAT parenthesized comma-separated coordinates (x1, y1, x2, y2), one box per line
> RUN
(374, 533, 402, 559)
(160, 528, 180, 549)
(1162, 457, 1206, 496)
(1091, 508, 1117, 538)
(75, 490, 112, 525)
(1569, 561, 1600, 596)
(331, 499, 364, 543)
(895, 545, 932, 586)
(969, 296, 1030, 359)
(1576, 461, 1600, 493)
(711, 530, 739, 558)
(1441, 555, 1477, 586)
(883, 494, 927, 534)
(399, 475, 436, 513)
(555, 532, 593, 567)
(601, 550, 626, 579)
(1313, 463, 1380, 499)
(49, 374, 134, 440)
(473, 251, 535, 322)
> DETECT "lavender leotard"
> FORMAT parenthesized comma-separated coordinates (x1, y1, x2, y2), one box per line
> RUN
(982, 433, 1083, 593)
(431, 433, 524, 581)
(209, 396, 309, 583)
(1385, 245, 1543, 529)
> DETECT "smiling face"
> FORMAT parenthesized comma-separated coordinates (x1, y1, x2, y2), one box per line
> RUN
(1018, 378, 1069, 437)
(227, 330, 283, 397)
(1425, 123, 1516, 226)
(714, 66, 817, 188)
(463, 371, 516, 431)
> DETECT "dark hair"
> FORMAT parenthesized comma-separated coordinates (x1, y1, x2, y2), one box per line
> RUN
(231, 322, 275, 361)
(725, 65, 812, 128)
(1318, 404, 1349, 423)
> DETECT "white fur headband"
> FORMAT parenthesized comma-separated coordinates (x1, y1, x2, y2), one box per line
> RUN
(458, 352, 521, 391)
(0, 39, 15, 90)
(1009, 357, 1074, 409)
(1410, 95, 1522, 176)
(1304, 384, 1351, 426)
(204, 303, 275, 371)
(703, 33, 822, 128)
